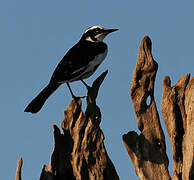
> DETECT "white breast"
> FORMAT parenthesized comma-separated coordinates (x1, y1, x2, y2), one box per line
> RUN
(87, 50, 107, 73)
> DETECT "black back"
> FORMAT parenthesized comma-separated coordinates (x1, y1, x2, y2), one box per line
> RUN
(50, 40, 107, 83)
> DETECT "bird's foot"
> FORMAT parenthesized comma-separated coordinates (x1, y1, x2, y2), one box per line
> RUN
(72, 95, 86, 101)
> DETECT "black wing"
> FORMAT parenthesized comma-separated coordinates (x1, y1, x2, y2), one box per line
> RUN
(50, 41, 107, 83)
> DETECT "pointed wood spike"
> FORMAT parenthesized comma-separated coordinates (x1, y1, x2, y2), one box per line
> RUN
(15, 157, 23, 180)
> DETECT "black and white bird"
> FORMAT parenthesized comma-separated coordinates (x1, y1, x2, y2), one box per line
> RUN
(24, 25, 118, 113)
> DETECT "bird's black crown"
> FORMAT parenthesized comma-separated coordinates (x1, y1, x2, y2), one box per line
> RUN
(81, 25, 118, 42)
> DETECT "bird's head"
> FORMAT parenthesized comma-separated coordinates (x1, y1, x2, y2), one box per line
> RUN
(81, 25, 118, 42)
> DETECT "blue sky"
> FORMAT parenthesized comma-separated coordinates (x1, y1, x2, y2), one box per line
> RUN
(1, 1, 194, 179)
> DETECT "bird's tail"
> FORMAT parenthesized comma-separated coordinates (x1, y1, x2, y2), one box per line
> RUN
(24, 83, 60, 113)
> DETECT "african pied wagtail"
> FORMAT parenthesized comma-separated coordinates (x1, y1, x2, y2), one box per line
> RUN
(24, 25, 118, 113)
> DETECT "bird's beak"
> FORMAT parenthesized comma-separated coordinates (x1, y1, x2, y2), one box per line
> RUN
(104, 28, 119, 34)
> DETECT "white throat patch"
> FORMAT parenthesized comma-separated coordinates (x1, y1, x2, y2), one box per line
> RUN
(86, 36, 95, 42)
(85, 33, 106, 42)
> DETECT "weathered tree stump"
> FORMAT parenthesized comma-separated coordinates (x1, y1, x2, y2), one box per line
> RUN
(38, 70, 119, 180)
(162, 74, 194, 180)
(123, 36, 170, 180)
(123, 36, 194, 180)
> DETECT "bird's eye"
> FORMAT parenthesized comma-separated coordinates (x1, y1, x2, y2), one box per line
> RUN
(95, 28, 100, 33)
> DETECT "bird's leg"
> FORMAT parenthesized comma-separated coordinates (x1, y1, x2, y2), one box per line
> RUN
(80, 79, 90, 90)
(66, 82, 86, 99)
(66, 82, 76, 98)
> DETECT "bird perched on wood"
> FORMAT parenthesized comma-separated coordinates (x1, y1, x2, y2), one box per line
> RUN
(24, 25, 118, 113)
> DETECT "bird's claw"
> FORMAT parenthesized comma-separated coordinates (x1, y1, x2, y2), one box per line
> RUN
(72, 95, 86, 101)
